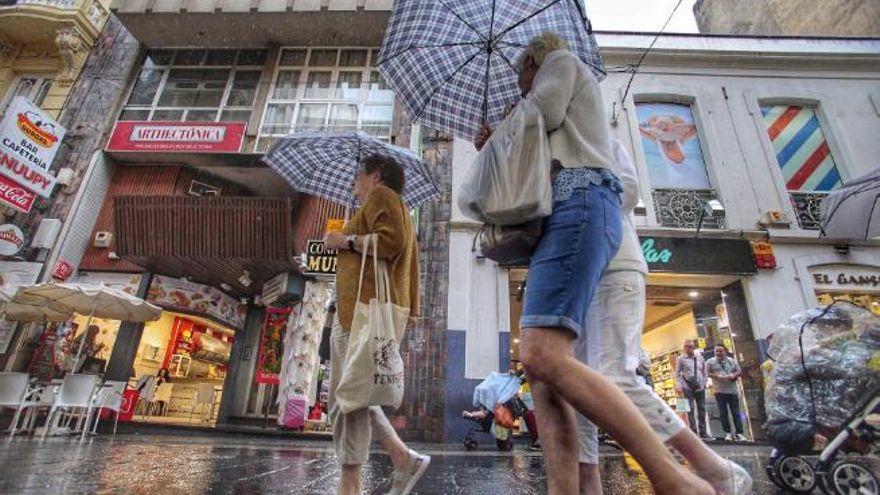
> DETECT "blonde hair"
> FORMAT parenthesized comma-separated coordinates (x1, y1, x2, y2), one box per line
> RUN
(516, 32, 568, 70)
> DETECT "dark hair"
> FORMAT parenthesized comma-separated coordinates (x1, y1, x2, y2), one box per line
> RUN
(362, 154, 405, 194)
(715, 344, 727, 351)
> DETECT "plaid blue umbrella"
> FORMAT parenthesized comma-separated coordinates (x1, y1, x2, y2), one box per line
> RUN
(262, 131, 440, 209)
(378, 0, 604, 141)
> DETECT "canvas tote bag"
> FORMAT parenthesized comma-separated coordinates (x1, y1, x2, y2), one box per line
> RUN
(334, 234, 409, 414)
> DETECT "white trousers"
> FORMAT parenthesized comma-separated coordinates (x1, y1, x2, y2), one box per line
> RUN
(576, 271, 685, 464)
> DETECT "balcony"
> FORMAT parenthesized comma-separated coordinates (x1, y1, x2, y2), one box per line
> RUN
(789, 191, 828, 231)
(114, 195, 296, 296)
(110, 0, 392, 48)
(0, 0, 108, 46)
(652, 188, 727, 230)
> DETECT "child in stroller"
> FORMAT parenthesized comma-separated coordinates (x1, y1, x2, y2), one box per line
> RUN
(763, 302, 880, 495)
(461, 371, 528, 451)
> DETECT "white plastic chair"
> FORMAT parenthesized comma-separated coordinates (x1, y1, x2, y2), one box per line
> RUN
(150, 383, 174, 417)
(0, 372, 38, 436)
(91, 381, 127, 436)
(189, 383, 215, 422)
(136, 376, 157, 419)
(22, 379, 63, 432)
(40, 374, 100, 441)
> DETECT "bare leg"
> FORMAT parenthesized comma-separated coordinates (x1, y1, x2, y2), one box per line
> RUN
(521, 327, 714, 494)
(532, 379, 579, 494)
(578, 463, 603, 495)
(379, 431, 411, 470)
(339, 464, 362, 495)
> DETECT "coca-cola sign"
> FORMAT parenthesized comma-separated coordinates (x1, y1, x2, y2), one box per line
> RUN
(0, 173, 36, 213)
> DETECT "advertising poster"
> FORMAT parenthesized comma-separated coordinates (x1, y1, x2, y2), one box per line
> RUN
(636, 102, 711, 189)
(256, 307, 292, 385)
(147, 275, 246, 329)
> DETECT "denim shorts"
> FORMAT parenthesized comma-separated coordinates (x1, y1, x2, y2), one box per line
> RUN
(520, 171, 623, 337)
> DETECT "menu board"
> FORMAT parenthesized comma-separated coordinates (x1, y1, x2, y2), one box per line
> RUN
(147, 275, 246, 329)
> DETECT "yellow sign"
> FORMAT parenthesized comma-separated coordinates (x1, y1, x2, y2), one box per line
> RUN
(325, 219, 345, 233)
(696, 338, 707, 349)
(751, 241, 774, 256)
(723, 338, 734, 351)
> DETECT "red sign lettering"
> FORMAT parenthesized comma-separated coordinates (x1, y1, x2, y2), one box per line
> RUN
(0, 174, 36, 213)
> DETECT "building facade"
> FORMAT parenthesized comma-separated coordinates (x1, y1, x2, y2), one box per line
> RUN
(446, 33, 880, 441)
(693, 0, 880, 37)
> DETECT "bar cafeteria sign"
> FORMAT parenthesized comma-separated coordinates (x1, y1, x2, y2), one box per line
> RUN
(0, 96, 64, 200)
(108, 121, 246, 153)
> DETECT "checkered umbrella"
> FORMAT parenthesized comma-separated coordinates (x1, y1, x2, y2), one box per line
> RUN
(262, 131, 440, 208)
(378, 0, 604, 141)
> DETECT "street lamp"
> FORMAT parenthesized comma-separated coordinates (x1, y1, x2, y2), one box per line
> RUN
(695, 199, 724, 238)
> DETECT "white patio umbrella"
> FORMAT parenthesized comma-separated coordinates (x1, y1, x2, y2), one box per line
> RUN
(820, 167, 880, 240)
(10, 283, 161, 371)
(1, 286, 74, 322)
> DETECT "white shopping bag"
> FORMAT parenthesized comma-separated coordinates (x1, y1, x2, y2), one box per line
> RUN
(457, 98, 552, 225)
(335, 235, 409, 414)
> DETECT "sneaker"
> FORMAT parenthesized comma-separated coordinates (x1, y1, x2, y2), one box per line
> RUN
(528, 441, 542, 452)
(724, 433, 734, 442)
(711, 460, 754, 495)
(385, 449, 431, 495)
(735, 434, 748, 442)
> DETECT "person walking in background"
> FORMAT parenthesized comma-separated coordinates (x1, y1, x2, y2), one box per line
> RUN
(706, 344, 748, 442)
(322, 154, 429, 495)
(476, 32, 715, 495)
(574, 141, 752, 494)
(676, 340, 710, 439)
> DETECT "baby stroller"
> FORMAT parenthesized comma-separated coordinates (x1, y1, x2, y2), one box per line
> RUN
(462, 371, 526, 451)
(763, 302, 880, 494)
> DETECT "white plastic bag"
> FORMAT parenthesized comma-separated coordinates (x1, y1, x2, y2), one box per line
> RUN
(334, 235, 409, 414)
(457, 99, 552, 225)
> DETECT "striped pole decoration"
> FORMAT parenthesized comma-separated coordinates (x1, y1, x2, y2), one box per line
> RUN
(761, 105, 842, 192)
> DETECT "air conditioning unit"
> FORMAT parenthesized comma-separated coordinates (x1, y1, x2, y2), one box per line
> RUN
(760, 209, 792, 228)
(94, 231, 113, 248)
(31, 218, 62, 249)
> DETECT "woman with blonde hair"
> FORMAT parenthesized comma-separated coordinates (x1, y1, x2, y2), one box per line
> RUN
(476, 32, 714, 494)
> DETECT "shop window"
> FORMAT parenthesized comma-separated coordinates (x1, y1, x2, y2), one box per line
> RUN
(760, 105, 842, 230)
(119, 49, 266, 124)
(636, 101, 725, 229)
(257, 47, 396, 150)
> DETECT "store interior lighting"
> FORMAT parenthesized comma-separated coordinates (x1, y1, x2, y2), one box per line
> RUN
(689, 291, 699, 298)
(238, 271, 252, 287)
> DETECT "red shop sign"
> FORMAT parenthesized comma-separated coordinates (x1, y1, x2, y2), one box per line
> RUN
(107, 121, 246, 153)
(0, 173, 36, 213)
(52, 259, 74, 281)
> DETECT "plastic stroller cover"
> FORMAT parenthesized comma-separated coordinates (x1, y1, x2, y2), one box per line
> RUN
(472, 372, 522, 409)
(764, 302, 880, 454)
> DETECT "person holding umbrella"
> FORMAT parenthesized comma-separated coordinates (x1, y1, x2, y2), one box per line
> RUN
(476, 33, 714, 494)
(322, 154, 429, 495)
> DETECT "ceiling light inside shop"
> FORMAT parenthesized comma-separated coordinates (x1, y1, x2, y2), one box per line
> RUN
(689, 291, 699, 298)
(513, 338, 520, 344)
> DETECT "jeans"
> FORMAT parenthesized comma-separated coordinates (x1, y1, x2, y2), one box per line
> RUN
(715, 392, 744, 435)
(685, 388, 707, 436)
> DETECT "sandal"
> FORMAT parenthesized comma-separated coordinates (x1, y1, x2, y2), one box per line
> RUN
(385, 449, 431, 495)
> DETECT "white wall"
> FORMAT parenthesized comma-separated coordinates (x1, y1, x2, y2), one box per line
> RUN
(643, 311, 698, 356)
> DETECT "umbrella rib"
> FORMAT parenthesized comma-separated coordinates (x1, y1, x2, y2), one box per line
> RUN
(412, 49, 485, 123)
(436, 0, 489, 42)
(492, 0, 564, 43)
(377, 41, 485, 66)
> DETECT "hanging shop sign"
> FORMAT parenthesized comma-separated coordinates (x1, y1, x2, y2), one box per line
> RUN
(256, 307, 292, 385)
(0, 97, 64, 198)
(75, 271, 142, 295)
(0, 261, 43, 353)
(751, 241, 777, 270)
(147, 275, 247, 328)
(51, 258, 74, 281)
(0, 224, 25, 256)
(0, 173, 37, 213)
(107, 121, 246, 153)
(325, 218, 345, 233)
(305, 240, 337, 276)
(639, 237, 757, 275)
(809, 265, 880, 292)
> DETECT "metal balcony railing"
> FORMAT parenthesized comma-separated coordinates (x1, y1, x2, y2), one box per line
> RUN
(789, 191, 828, 231)
(652, 188, 727, 230)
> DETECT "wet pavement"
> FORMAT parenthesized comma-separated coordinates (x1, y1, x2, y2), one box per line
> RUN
(0, 434, 780, 494)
